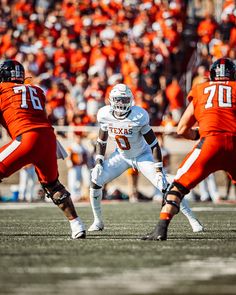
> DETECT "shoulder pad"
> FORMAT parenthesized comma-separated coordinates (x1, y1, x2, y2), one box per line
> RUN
(97, 105, 110, 123)
(131, 106, 150, 126)
(97, 105, 110, 131)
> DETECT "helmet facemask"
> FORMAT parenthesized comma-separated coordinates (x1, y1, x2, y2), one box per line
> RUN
(109, 84, 134, 119)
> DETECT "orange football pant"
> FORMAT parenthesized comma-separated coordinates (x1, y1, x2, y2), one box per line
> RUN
(0, 128, 58, 184)
(174, 134, 236, 190)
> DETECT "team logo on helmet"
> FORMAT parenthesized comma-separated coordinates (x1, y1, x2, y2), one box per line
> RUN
(0, 60, 25, 83)
(210, 58, 236, 81)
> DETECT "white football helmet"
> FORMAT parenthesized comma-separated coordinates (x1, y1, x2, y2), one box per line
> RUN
(109, 83, 134, 118)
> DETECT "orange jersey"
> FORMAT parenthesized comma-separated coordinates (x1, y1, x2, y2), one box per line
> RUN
(0, 82, 52, 138)
(187, 81, 236, 137)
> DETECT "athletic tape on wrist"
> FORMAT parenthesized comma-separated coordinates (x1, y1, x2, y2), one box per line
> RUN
(97, 138, 107, 144)
(154, 162, 163, 168)
(95, 155, 104, 161)
(149, 138, 158, 148)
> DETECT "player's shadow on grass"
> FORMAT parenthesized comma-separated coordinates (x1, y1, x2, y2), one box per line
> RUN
(0, 233, 142, 240)
(0, 233, 68, 237)
(2, 232, 236, 240)
(87, 233, 141, 239)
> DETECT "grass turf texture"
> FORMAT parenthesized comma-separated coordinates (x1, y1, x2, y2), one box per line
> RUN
(0, 202, 236, 295)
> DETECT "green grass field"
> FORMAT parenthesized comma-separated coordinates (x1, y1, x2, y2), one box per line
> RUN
(0, 201, 236, 295)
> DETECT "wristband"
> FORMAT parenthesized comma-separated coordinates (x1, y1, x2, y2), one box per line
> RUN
(154, 162, 163, 168)
(97, 138, 107, 144)
(149, 138, 158, 148)
(95, 155, 104, 161)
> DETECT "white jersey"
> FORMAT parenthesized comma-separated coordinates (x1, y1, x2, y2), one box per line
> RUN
(97, 105, 152, 158)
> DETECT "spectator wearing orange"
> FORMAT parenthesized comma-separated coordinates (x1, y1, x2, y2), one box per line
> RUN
(210, 39, 230, 60)
(120, 45, 140, 85)
(165, 77, 185, 125)
(197, 14, 218, 46)
(0, 29, 12, 56)
(46, 81, 67, 125)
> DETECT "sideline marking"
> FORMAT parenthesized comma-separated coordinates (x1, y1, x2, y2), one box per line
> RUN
(1, 203, 236, 212)
(193, 207, 236, 212)
(0, 202, 90, 210)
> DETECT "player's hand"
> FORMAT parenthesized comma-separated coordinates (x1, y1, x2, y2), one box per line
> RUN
(156, 170, 169, 193)
(161, 171, 169, 193)
(91, 163, 103, 180)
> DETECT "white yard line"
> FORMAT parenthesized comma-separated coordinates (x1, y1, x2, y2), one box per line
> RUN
(1, 202, 236, 212)
(0, 202, 90, 209)
(193, 207, 236, 212)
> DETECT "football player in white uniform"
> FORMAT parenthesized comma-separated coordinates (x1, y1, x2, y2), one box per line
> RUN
(88, 84, 203, 233)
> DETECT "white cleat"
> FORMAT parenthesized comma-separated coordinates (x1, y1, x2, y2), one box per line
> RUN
(190, 219, 204, 233)
(88, 221, 104, 232)
(71, 223, 86, 239)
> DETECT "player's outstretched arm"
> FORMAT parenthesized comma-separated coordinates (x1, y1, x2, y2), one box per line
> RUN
(177, 101, 199, 140)
(143, 129, 162, 165)
(95, 128, 108, 165)
(143, 129, 168, 191)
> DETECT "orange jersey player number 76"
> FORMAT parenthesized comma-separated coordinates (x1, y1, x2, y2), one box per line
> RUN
(13, 85, 44, 110)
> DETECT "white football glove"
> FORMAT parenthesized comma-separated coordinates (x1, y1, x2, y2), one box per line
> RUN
(156, 170, 169, 193)
(91, 163, 103, 181)
(56, 139, 68, 159)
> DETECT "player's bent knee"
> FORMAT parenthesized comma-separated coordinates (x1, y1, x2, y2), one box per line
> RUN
(173, 181, 190, 195)
(41, 179, 70, 205)
(162, 182, 189, 213)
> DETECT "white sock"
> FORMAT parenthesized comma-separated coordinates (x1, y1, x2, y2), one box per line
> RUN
(90, 188, 103, 223)
(180, 198, 197, 221)
(69, 217, 84, 231)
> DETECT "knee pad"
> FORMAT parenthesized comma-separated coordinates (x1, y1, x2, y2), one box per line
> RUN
(41, 179, 70, 205)
(162, 182, 189, 213)
(173, 181, 190, 195)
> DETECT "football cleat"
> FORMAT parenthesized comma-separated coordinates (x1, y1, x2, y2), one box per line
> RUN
(71, 221, 86, 239)
(189, 219, 204, 233)
(72, 230, 86, 239)
(141, 220, 169, 241)
(88, 221, 104, 232)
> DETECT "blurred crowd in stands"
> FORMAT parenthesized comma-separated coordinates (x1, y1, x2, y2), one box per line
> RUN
(0, 0, 235, 133)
